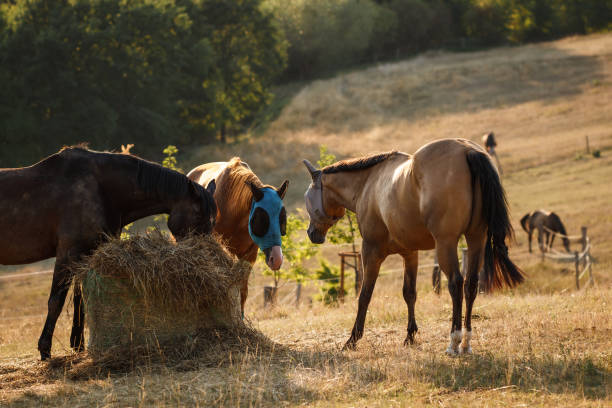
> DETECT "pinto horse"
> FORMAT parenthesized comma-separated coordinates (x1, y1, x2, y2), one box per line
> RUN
(188, 158, 288, 314)
(520, 210, 570, 253)
(0, 146, 217, 360)
(303, 138, 523, 354)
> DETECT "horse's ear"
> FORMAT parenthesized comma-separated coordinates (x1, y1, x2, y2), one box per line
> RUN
(246, 181, 264, 202)
(206, 179, 216, 196)
(303, 159, 321, 180)
(277, 180, 289, 200)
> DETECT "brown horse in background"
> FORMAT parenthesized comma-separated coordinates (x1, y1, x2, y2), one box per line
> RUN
(0, 147, 217, 360)
(303, 138, 523, 354)
(520, 210, 570, 253)
(188, 158, 289, 315)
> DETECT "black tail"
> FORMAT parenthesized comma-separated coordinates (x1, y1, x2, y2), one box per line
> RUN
(466, 150, 524, 291)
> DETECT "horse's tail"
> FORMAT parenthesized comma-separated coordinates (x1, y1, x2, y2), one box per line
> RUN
(466, 150, 524, 290)
(519, 213, 530, 233)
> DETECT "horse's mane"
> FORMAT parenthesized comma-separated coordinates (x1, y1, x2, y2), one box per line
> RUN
(216, 157, 265, 218)
(136, 159, 195, 200)
(548, 212, 567, 236)
(322, 151, 399, 174)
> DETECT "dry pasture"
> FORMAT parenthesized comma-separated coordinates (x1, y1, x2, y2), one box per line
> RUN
(1, 33, 612, 407)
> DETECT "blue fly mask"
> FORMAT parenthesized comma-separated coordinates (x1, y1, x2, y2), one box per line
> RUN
(246, 181, 289, 270)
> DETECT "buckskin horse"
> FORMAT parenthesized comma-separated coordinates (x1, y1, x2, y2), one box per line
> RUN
(188, 158, 289, 315)
(0, 146, 217, 360)
(520, 210, 570, 253)
(303, 138, 523, 354)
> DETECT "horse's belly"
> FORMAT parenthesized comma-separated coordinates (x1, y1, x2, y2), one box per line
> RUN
(0, 236, 56, 265)
(0, 212, 57, 264)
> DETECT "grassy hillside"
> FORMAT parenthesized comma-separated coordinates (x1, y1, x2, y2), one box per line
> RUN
(2, 33, 612, 407)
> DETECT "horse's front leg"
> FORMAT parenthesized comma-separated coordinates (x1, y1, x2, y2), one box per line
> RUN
(528, 229, 533, 253)
(402, 251, 419, 345)
(436, 239, 463, 355)
(343, 241, 386, 350)
(38, 256, 73, 360)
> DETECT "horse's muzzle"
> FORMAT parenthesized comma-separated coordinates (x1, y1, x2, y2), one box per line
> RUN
(264, 246, 283, 270)
(307, 225, 326, 244)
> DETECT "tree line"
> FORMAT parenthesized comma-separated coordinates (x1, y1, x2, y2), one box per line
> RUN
(1, 0, 610, 167)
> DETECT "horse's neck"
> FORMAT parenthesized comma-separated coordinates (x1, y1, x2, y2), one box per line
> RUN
(97, 156, 175, 225)
(322, 171, 370, 212)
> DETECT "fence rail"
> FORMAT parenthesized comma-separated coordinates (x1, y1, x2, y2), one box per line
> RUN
(541, 226, 593, 289)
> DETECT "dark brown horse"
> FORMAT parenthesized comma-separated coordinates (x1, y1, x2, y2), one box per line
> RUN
(0, 147, 217, 360)
(187, 158, 288, 315)
(520, 210, 570, 253)
(303, 138, 523, 354)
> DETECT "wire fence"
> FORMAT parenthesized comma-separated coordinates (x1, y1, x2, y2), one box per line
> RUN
(540, 226, 594, 289)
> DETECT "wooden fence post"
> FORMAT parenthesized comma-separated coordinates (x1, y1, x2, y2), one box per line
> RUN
(339, 255, 345, 303)
(574, 252, 580, 290)
(295, 282, 302, 307)
(432, 253, 441, 295)
(586, 135, 590, 154)
(264, 286, 278, 308)
(355, 253, 363, 295)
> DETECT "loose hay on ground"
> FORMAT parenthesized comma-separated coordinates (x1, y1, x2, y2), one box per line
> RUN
(75, 231, 259, 363)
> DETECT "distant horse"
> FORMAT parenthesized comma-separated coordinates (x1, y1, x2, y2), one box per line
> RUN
(303, 139, 523, 354)
(520, 210, 570, 253)
(188, 158, 289, 314)
(0, 147, 217, 360)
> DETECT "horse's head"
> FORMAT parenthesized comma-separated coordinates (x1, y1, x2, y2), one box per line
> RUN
(168, 180, 217, 238)
(302, 159, 345, 244)
(246, 180, 289, 270)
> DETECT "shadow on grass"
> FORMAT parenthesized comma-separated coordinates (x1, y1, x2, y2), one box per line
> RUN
(2, 326, 385, 407)
(420, 350, 611, 400)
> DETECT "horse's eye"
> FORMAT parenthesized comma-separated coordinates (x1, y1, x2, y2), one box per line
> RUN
(250, 207, 269, 237)
(279, 207, 287, 236)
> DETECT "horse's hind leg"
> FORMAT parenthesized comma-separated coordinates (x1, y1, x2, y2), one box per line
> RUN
(461, 233, 486, 354)
(343, 241, 386, 350)
(70, 282, 85, 352)
(436, 238, 463, 355)
(402, 250, 418, 345)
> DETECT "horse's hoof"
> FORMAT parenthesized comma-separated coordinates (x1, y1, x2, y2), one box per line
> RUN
(40, 351, 51, 361)
(404, 336, 415, 346)
(459, 346, 473, 355)
(445, 346, 458, 356)
(342, 339, 357, 351)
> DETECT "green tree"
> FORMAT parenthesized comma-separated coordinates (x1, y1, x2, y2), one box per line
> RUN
(0, 0, 286, 167)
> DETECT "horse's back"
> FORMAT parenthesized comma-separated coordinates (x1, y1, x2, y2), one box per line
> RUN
(187, 162, 228, 187)
(411, 139, 483, 237)
(0, 150, 104, 264)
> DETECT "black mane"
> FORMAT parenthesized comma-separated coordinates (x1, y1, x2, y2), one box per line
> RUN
(322, 151, 399, 174)
(136, 159, 195, 200)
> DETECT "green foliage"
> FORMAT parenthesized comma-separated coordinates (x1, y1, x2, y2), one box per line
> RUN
(313, 258, 345, 305)
(0, 0, 286, 167)
(264, 0, 384, 78)
(592, 149, 601, 158)
(259, 210, 318, 287)
(162, 145, 181, 173)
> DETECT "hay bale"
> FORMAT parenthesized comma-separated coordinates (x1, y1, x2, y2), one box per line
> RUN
(77, 231, 251, 359)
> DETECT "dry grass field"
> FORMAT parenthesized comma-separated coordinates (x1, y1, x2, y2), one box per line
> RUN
(1, 33, 612, 407)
